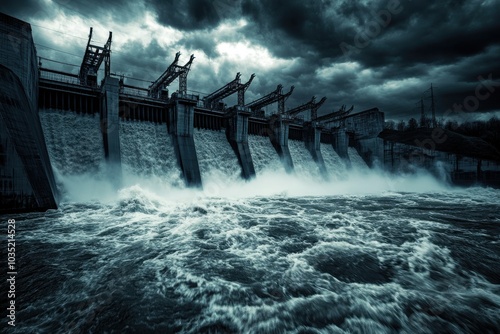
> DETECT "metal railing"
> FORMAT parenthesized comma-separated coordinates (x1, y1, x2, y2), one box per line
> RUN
(39, 68, 80, 85)
(291, 117, 304, 125)
(121, 85, 149, 97)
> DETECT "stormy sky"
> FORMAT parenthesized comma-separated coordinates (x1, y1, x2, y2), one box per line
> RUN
(2, 0, 500, 121)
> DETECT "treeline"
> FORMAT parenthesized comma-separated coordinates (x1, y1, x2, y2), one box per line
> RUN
(385, 116, 500, 152)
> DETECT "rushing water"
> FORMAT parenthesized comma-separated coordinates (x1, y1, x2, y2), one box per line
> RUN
(321, 143, 349, 180)
(39, 109, 104, 175)
(2, 116, 499, 333)
(248, 134, 284, 174)
(194, 129, 241, 182)
(288, 139, 322, 180)
(348, 147, 369, 170)
(120, 120, 183, 188)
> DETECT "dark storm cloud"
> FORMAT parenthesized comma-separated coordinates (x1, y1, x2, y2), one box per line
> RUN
(0, 0, 139, 22)
(240, 0, 500, 67)
(359, 1, 500, 67)
(147, 0, 241, 31)
(181, 33, 218, 58)
(235, 0, 500, 117)
(240, 0, 335, 60)
(1, 0, 499, 119)
(0, 0, 46, 20)
(113, 39, 169, 82)
(447, 46, 500, 84)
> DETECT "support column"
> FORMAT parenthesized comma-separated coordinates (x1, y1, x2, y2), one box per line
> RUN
(332, 127, 350, 160)
(100, 76, 122, 185)
(226, 106, 256, 179)
(270, 115, 294, 172)
(168, 93, 202, 187)
(303, 122, 327, 175)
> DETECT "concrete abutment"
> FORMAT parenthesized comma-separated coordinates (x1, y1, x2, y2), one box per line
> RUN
(168, 95, 202, 187)
(303, 123, 327, 175)
(269, 116, 294, 172)
(100, 76, 122, 185)
(226, 106, 256, 179)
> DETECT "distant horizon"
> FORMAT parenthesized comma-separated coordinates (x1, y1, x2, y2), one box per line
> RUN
(1, 1, 499, 122)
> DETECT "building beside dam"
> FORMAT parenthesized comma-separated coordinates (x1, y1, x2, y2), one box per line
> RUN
(0, 13, 58, 212)
(1, 13, 499, 213)
(379, 128, 500, 187)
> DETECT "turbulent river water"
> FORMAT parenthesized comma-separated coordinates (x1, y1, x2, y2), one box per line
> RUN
(2, 112, 499, 333)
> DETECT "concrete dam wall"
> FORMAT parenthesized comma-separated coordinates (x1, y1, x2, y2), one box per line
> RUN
(0, 13, 58, 213)
(38, 108, 368, 185)
(37, 102, 368, 185)
(37, 75, 380, 189)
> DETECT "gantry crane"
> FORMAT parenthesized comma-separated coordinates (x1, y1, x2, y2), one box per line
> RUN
(246, 84, 295, 116)
(79, 27, 112, 86)
(203, 72, 255, 110)
(148, 52, 195, 99)
(286, 96, 327, 120)
(315, 104, 354, 126)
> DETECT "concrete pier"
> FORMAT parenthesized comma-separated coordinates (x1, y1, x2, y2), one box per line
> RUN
(100, 76, 122, 184)
(226, 105, 256, 179)
(303, 123, 327, 175)
(100, 77, 121, 162)
(343, 108, 385, 166)
(270, 115, 294, 172)
(332, 127, 350, 160)
(168, 93, 202, 187)
(355, 138, 384, 167)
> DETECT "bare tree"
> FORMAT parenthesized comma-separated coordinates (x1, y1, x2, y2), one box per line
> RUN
(397, 120, 406, 131)
(385, 120, 395, 130)
(408, 118, 419, 130)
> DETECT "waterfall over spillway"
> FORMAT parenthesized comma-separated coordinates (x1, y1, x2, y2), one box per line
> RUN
(288, 139, 322, 179)
(321, 143, 348, 179)
(39, 109, 104, 175)
(39, 110, 374, 191)
(194, 129, 241, 182)
(248, 134, 284, 174)
(120, 121, 183, 187)
(348, 147, 369, 170)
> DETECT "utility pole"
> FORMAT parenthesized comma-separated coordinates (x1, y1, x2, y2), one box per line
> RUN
(431, 83, 436, 128)
(420, 97, 426, 127)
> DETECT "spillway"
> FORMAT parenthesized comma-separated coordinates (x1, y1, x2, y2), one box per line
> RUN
(248, 134, 284, 174)
(39, 109, 104, 175)
(194, 129, 241, 182)
(288, 139, 322, 179)
(120, 121, 183, 187)
(321, 143, 348, 179)
(38, 109, 377, 192)
(348, 147, 369, 170)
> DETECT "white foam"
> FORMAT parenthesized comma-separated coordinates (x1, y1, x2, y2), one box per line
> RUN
(194, 128, 241, 182)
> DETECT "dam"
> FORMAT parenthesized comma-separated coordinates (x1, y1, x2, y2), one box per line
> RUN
(2, 13, 499, 214)
(0, 13, 385, 213)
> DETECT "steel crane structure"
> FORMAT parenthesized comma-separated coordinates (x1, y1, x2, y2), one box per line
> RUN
(203, 72, 255, 110)
(79, 27, 112, 86)
(287, 96, 327, 120)
(315, 104, 354, 124)
(148, 52, 195, 99)
(246, 84, 295, 116)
